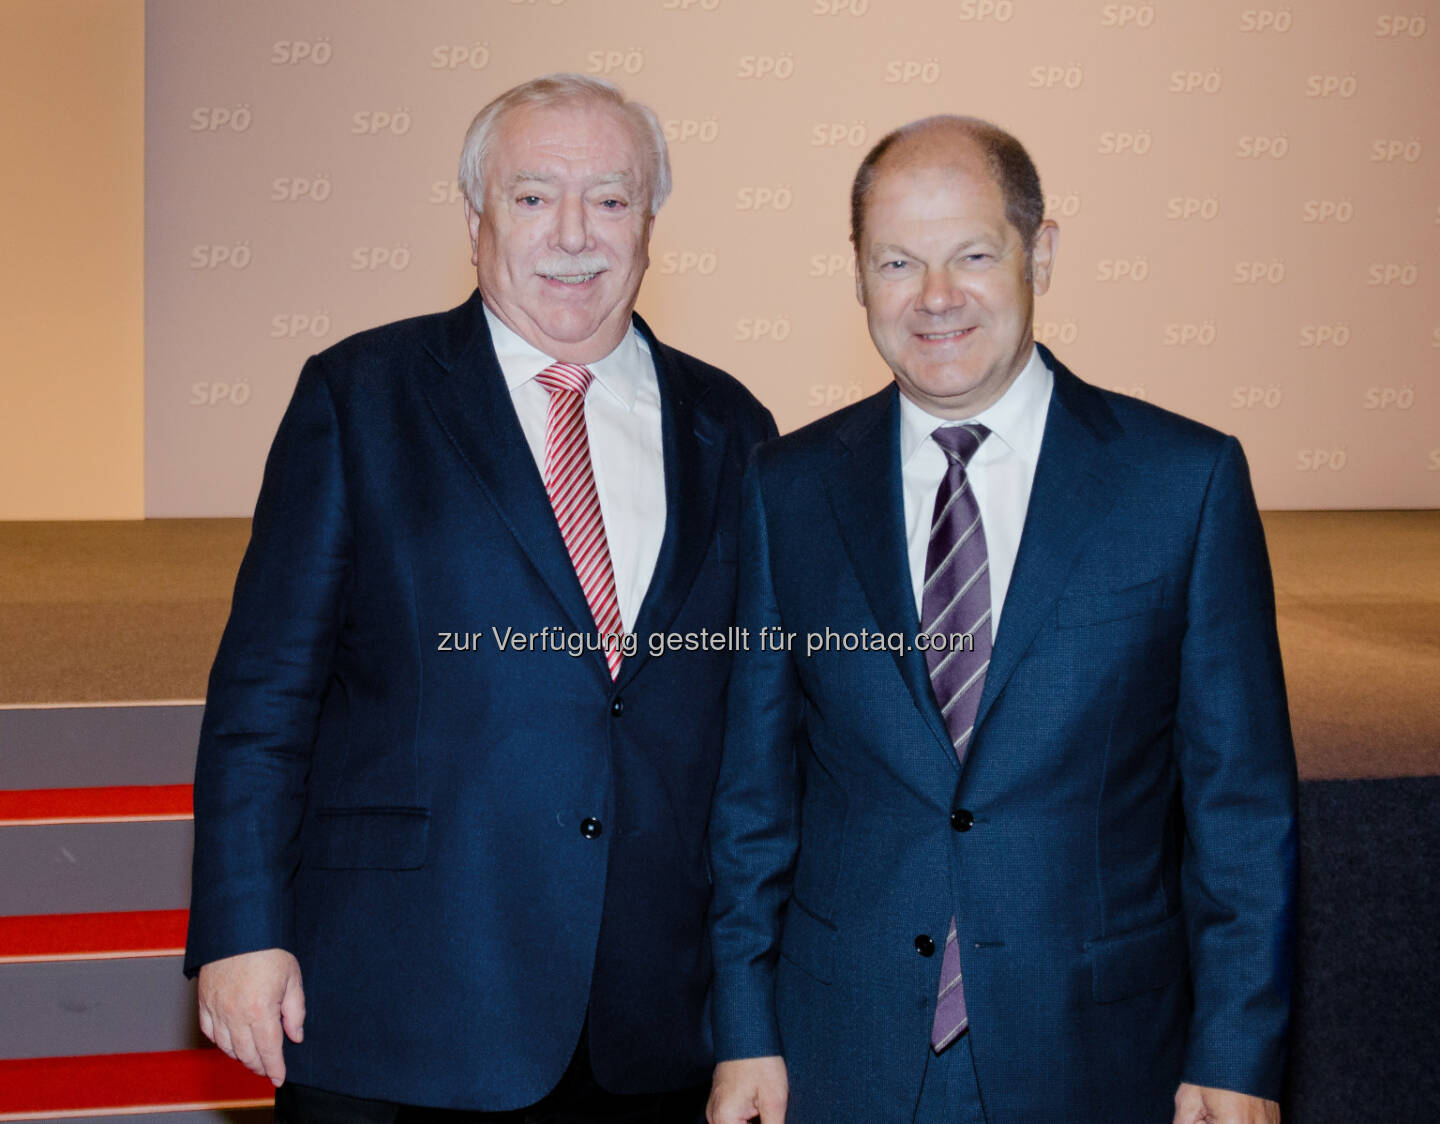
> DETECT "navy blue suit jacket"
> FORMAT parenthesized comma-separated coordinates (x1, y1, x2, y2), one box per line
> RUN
(708, 348, 1297, 1122)
(186, 292, 776, 1109)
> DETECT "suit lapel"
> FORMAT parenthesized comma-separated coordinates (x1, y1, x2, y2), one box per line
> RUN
(827, 387, 955, 763)
(417, 292, 609, 681)
(615, 315, 726, 690)
(972, 349, 1121, 736)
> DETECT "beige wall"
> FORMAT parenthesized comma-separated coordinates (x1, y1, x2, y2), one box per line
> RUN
(0, 1, 144, 520)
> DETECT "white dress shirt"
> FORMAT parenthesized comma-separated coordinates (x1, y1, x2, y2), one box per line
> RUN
(483, 303, 666, 633)
(899, 345, 1054, 639)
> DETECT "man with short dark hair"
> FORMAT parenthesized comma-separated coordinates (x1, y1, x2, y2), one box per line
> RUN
(186, 73, 774, 1120)
(706, 116, 1295, 1124)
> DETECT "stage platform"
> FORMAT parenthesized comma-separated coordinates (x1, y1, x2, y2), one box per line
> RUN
(2, 512, 1436, 778)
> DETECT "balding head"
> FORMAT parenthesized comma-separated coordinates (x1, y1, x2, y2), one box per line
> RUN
(850, 116, 1044, 253)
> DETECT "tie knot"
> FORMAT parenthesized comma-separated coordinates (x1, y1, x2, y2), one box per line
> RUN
(535, 361, 594, 398)
(931, 423, 989, 468)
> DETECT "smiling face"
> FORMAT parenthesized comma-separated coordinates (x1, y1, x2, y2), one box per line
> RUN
(855, 138, 1057, 418)
(466, 99, 655, 363)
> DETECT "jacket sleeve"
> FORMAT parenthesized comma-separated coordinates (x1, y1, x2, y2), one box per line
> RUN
(707, 457, 804, 1060)
(184, 355, 352, 975)
(1175, 435, 1298, 1099)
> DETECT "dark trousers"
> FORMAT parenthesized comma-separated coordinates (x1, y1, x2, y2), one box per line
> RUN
(912, 1033, 987, 1124)
(275, 1026, 708, 1124)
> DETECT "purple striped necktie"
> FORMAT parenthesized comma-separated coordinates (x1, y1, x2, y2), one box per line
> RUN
(535, 362, 624, 680)
(922, 422, 992, 1052)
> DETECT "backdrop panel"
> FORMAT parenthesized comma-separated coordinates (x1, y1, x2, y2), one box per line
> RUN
(145, 0, 1439, 515)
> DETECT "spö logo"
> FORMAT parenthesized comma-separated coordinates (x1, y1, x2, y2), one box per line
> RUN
(887, 60, 942, 85)
(352, 110, 412, 136)
(271, 176, 331, 203)
(189, 381, 253, 406)
(1231, 387, 1283, 409)
(813, 0, 869, 14)
(190, 244, 251, 270)
(1301, 200, 1353, 223)
(351, 246, 411, 271)
(1299, 324, 1351, 348)
(1096, 258, 1149, 282)
(1296, 450, 1347, 471)
(272, 40, 332, 64)
(1365, 264, 1419, 286)
(1169, 70, 1222, 94)
(1036, 320, 1079, 346)
(1098, 132, 1152, 155)
(585, 49, 644, 75)
(1165, 197, 1220, 220)
(1305, 74, 1357, 98)
(191, 107, 251, 132)
(429, 44, 490, 70)
(1100, 4, 1154, 27)
(1162, 323, 1216, 346)
(1240, 9, 1293, 31)
(736, 187, 793, 211)
(1363, 387, 1415, 410)
(737, 54, 795, 79)
(1046, 194, 1081, 218)
(956, 0, 1015, 20)
(664, 118, 720, 143)
(270, 313, 331, 340)
(1370, 139, 1422, 162)
(1029, 64, 1084, 89)
(1375, 14, 1426, 36)
(810, 122, 868, 147)
(1235, 135, 1288, 158)
(657, 251, 718, 275)
(1233, 260, 1286, 284)
(734, 317, 792, 342)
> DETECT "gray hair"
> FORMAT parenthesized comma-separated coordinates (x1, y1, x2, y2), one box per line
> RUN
(458, 73, 672, 216)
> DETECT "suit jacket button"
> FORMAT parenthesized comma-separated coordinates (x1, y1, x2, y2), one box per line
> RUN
(580, 818, 603, 839)
(914, 934, 935, 957)
(610, 697, 624, 717)
(950, 809, 974, 832)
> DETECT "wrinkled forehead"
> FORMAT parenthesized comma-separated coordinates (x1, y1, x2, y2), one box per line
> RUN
(489, 98, 648, 184)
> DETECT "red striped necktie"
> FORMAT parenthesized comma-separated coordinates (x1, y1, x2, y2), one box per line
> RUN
(535, 362, 624, 680)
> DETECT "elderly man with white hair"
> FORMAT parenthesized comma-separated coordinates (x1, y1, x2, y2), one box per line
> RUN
(185, 73, 775, 1122)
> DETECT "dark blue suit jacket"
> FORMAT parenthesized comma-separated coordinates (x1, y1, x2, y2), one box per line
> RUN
(708, 348, 1297, 1122)
(185, 292, 776, 1109)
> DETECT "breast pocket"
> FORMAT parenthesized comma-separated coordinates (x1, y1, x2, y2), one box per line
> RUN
(1056, 577, 1164, 629)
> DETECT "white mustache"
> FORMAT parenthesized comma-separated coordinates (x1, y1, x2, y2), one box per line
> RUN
(535, 253, 610, 278)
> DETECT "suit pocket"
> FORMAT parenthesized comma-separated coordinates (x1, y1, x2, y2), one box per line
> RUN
(1056, 577, 1164, 628)
(779, 896, 837, 984)
(307, 806, 429, 870)
(1085, 912, 1187, 1003)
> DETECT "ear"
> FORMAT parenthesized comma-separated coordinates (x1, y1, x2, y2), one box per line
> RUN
(1028, 220, 1059, 295)
(854, 259, 867, 308)
(464, 200, 482, 267)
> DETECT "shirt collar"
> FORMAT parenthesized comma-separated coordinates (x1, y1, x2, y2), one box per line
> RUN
(482, 300, 645, 411)
(898, 344, 1054, 467)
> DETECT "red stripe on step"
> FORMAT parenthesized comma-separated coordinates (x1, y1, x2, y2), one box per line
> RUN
(0, 910, 189, 962)
(0, 1049, 273, 1115)
(0, 784, 192, 824)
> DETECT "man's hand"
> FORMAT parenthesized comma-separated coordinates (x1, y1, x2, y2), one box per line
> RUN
(197, 948, 305, 1087)
(708, 1056, 788, 1124)
(1174, 1082, 1280, 1124)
